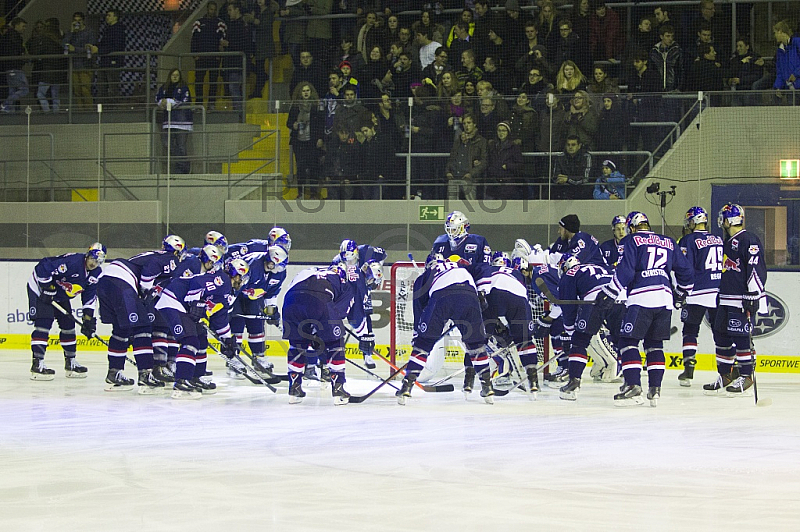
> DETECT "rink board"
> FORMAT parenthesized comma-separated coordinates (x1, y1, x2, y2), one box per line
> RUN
(3, 261, 799, 373)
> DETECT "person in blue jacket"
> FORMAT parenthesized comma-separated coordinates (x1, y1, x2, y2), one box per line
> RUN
(593, 159, 626, 200)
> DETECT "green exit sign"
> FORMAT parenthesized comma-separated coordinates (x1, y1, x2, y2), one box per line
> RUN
(419, 206, 445, 221)
(781, 159, 800, 179)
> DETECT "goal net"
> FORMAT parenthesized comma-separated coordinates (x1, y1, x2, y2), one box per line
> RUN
(389, 262, 550, 382)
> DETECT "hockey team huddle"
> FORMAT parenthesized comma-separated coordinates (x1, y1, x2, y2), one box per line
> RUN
(26, 201, 767, 407)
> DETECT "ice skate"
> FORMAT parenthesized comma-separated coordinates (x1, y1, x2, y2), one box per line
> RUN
(172, 378, 202, 399)
(725, 375, 753, 397)
(647, 386, 661, 407)
(559, 377, 580, 401)
(30, 359, 55, 381)
(288, 373, 305, 404)
(253, 356, 275, 377)
(64, 357, 88, 378)
(614, 384, 645, 406)
(226, 357, 246, 379)
(105, 369, 134, 391)
(191, 377, 217, 395)
(525, 366, 539, 396)
(332, 380, 350, 406)
(153, 363, 175, 383)
(479, 373, 495, 404)
(703, 373, 734, 396)
(462, 366, 476, 398)
(137, 369, 165, 395)
(678, 361, 695, 387)
(544, 365, 569, 388)
(304, 364, 320, 382)
(320, 366, 331, 382)
(363, 353, 377, 370)
(396, 376, 415, 405)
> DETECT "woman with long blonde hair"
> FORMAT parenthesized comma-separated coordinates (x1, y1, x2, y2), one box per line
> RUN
(555, 60, 587, 97)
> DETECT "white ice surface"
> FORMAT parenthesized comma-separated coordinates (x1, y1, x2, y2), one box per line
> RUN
(1, 350, 799, 532)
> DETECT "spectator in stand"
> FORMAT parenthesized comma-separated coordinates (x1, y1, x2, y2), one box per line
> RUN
(771, 20, 800, 92)
(686, 22, 714, 62)
(687, 42, 724, 92)
(551, 134, 592, 199)
(375, 94, 404, 197)
(339, 60, 360, 96)
(322, 68, 344, 138)
(593, 158, 625, 199)
(554, 60, 587, 97)
(587, 63, 619, 97)
(359, 116, 397, 199)
(156, 69, 193, 174)
(334, 35, 361, 74)
(307, 0, 333, 67)
(476, 80, 508, 117)
(448, 21, 473, 67)
(624, 16, 658, 84)
(501, 0, 525, 52)
(537, 0, 559, 54)
(485, 30, 511, 76)
(357, 11, 384, 63)
(650, 24, 683, 92)
(539, 90, 566, 151)
(457, 49, 483, 87)
(445, 10, 475, 50)
(249, 0, 278, 99)
(590, 2, 625, 65)
(28, 18, 65, 113)
(324, 124, 357, 200)
(0, 17, 27, 113)
(219, 2, 252, 117)
(570, 0, 592, 46)
(728, 38, 763, 91)
(436, 70, 459, 101)
(446, 113, 487, 201)
(63, 11, 96, 110)
(507, 92, 539, 194)
(280, 0, 307, 70)
(191, 2, 225, 108)
(416, 27, 441, 70)
(335, 85, 368, 134)
(412, 10, 445, 48)
(472, 0, 499, 64)
(595, 95, 625, 153)
(445, 90, 466, 142)
(360, 45, 389, 103)
(515, 23, 543, 83)
(409, 83, 447, 199)
(287, 82, 325, 199)
(463, 79, 478, 104)
(397, 26, 415, 63)
(90, 9, 125, 104)
(653, 5, 677, 34)
(290, 49, 326, 96)
(383, 14, 401, 53)
(552, 18, 591, 77)
(683, 0, 728, 59)
(562, 89, 597, 149)
(383, 51, 419, 99)
(486, 121, 524, 200)
(519, 65, 553, 112)
(482, 55, 511, 95)
(421, 45, 450, 86)
(627, 50, 661, 154)
(476, 97, 501, 139)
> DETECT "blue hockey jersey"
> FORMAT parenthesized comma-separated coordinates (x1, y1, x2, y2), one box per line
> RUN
(719, 229, 768, 313)
(226, 239, 270, 261)
(470, 263, 528, 300)
(678, 230, 723, 307)
(599, 238, 624, 269)
(607, 230, 694, 309)
(429, 233, 491, 266)
(559, 262, 613, 332)
(157, 270, 236, 337)
(28, 253, 102, 313)
(285, 267, 356, 320)
(101, 250, 182, 294)
(238, 251, 287, 308)
(550, 231, 605, 266)
(412, 261, 477, 321)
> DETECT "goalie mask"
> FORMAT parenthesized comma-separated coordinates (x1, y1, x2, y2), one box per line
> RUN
(363, 259, 384, 290)
(718, 203, 744, 228)
(268, 227, 292, 251)
(205, 230, 228, 254)
(265, 245, 289, 273)
(445, 211, 470, 244)
(162, 234, 186, 257)
(86, 242, 107, 265)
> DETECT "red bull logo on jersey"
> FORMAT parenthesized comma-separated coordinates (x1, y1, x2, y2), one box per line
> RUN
(632, 234, 674, 249)
(55, 280, 83, 297)
(695, 235, 723, 248)
(722, 256, 741, 272)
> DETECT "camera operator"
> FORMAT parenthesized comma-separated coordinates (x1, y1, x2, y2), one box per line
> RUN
(62, 11, 96, 109)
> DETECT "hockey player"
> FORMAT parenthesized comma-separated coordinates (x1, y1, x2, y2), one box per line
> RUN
(599, 215, 626, 269)
(556, 254, 624, 400)
(548, 214, 605, 266)
(428, 210, 492, 266)
(332, 239, 388, 369)
(225, 226, 292, 260)
(97, 241, 200, 393)
(677, 207, 724, 387)
(471, 251, 540, 394)
(396, 255, 494, 405)
(27, 243, 106, 380)
(155, 252, 248, 398)
(529, 261, 570, 385)
(228, 245, 289, 378)
(281, 263, 357, 405)
(703, 203, 767, 396)
(595, 212, 694, 406)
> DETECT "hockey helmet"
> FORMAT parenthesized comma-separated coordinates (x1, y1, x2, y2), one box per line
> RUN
(558, 253, 580, 274)
(339, 239, 359, 264)
(86, 242, 107, 265)
(162, 234, 186, 256)
(268, 227, 292, 251)
(491, 250, 511, 267)
(199, 244, 222, 265)
(363, 259, 384, 290)
(626, 211, 649, 233)
(684, 206, 708, 228)
(205, 230, 228, 254)
(445, 211, 470, 241)
(266, 245, 289, 273)
(718, 203, 744, 228)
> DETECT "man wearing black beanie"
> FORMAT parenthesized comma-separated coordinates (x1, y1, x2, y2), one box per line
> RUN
(548, 214, 605, 266)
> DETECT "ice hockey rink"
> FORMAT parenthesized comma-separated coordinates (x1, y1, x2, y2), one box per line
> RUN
(1, 350, 799, 531)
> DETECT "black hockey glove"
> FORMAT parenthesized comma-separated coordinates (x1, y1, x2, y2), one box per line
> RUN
(80, 314, 97, 339)
(142, 286, 162, 307)
(593, 291, 615, 312)
(742, 292, 760, 316)
(359, 332, 375, 356)
(478, 291, 489, 312)
(220, 336, 238, 359)
(673, 286, 688, 309)
(533, 314, 553, 339)
(40, 284, 57, 306)
(188, 301, 208, 322)
(262, 304, 280, 325)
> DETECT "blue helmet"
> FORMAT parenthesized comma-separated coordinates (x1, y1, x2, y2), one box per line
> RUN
(225, 257, 249, 281)
(558, 253, 580, 274)
(611, 215, 626, 227)
(718, 203, 744, 227)
(363, 259, 384, 290)
(626, 211, 649, 233)
(162, 234, 186, 256)
(511, 255, 529, 271)
(491, 250, 511, 267)
(266, 245, 289, 273)
(86, 242, 107, 264)
(268, 227, 292, 251)
(684, 206, 708, 228)
(330, 262, 348, 283)
(199, 244, 222, 265)
(205, 231, 228, 254)
(339, 239, 358, 264)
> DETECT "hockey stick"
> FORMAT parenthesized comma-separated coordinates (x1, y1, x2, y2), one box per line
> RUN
(343, 325, 455, 393)
(345, 357, 401, 391)
(349, 362, 409, 403)
(535, 278, 593, 305)
(51, 300, 138, 367)
(201, 322, 277, 392)
(747, 311, 771, 407)
(490, 343, 534, 399)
